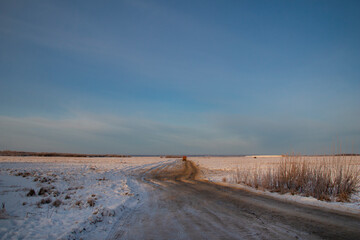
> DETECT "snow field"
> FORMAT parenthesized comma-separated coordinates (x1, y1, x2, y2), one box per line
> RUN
(1, 156, 359, 240)
(0, 159, 147, 240)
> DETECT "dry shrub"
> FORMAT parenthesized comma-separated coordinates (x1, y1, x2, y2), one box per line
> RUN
(0, 203, 9, 219)
(51, 190, 60, 197)
(16, 172, 31, 178)
(38, 187, 49, 195)
(52, 199, 62, 207)
(87, 198, 96, 207)
(26, 189, 36, 197)
(40, 197, 52, 204)
(233, 154, 360, 201)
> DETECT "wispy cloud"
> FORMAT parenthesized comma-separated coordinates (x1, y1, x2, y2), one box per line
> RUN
(1, 112, 358, 155)
(215, 114, 360, 154)
(0, 113, 253, 155)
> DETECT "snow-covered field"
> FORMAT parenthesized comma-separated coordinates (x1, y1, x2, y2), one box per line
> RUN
(0, 157, 167, 240)
(1, 156, 359, 239)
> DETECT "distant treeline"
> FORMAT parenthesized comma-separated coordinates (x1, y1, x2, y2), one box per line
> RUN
(160, 155, 183, 158)
(160, 155, 248, 158)
(334, 153, 360, 156)
(0, 150, 131, 158)
(285, 154, 360, 157)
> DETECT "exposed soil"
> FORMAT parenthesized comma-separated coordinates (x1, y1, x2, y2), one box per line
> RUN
(107, 160, 360, 240)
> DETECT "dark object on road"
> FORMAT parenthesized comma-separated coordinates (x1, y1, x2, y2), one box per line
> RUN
(182, 156, 187, 161)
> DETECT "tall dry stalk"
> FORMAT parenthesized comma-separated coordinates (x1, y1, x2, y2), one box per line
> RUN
(232, 154, 360, 202)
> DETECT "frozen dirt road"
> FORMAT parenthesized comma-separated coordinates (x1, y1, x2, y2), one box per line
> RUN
(107, 160, 360, 240)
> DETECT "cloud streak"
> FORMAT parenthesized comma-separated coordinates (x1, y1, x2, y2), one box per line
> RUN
(1, 112, 359, 155)
(0, 114, 252, 155)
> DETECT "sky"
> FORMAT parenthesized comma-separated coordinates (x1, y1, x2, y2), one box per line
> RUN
(0, 0, 359, 155)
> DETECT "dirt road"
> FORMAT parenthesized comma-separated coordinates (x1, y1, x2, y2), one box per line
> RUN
(107, 160, 360, 240)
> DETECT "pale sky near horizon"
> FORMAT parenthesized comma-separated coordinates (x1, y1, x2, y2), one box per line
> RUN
(1, 0, 359, 155)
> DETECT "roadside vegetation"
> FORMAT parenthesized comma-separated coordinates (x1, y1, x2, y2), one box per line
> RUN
(232, 154, 360, 202)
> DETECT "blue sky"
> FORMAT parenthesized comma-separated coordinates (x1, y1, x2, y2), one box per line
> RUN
(1, 0, 359, 154)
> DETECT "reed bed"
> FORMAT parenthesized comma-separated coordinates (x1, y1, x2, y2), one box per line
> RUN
(232, 154, 360, 202)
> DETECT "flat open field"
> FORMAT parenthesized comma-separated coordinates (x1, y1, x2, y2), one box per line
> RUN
(1, 156, 360, 239)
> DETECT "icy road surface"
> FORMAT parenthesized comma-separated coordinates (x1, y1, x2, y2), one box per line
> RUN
(107, 160, 360, 240)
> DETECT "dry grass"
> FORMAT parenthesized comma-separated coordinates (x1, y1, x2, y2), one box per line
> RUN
(26, 189, 36, 197)
(233, 154, 360, 202)
(87, 198, 96, 207)
(40, 198, 52, 205)
(52, 199, 62, 207)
